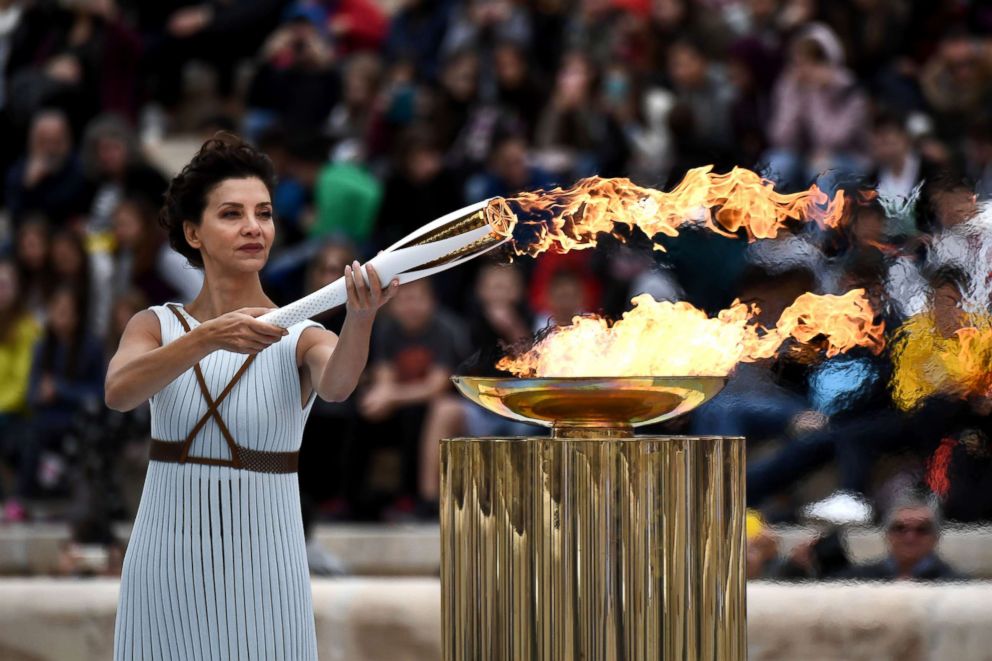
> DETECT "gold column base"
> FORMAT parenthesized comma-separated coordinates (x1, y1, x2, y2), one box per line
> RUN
(440, 435, 745, 661)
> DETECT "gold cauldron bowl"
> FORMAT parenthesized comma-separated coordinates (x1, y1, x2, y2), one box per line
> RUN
(451, 375, 727, 438)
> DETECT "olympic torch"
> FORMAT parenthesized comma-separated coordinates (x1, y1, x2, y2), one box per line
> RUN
(259, 197, 514, 327)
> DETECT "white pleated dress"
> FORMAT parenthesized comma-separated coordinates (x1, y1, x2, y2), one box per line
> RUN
(114, 303, 324, 660)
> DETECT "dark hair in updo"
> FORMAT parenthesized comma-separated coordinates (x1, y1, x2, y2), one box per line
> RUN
(159, 133, 277, 269)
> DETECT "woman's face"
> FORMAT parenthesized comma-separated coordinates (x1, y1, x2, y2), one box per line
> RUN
(185, 178, 275, 273)
(477, 266, 523, 307)
(97, 136, 128, 177)
(112, 202, 145, 249)
(17, 226, 48, 270)
(51, 235, 84, 278)
(48, 290, 78, 337)
(933, 282, 965, 338)
(0, 263, 18, 310)
(310, 246, 354, 291)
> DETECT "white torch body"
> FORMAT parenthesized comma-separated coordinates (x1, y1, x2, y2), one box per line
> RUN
(259, 198, 508, 327)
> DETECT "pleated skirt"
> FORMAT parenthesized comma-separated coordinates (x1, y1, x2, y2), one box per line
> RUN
(114, 461, 318, 660)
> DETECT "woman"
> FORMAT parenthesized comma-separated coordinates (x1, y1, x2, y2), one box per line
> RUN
(108, 196, 203, 305)
(0, 259, 42, 521)
(48, 229, 94, 326)
(13, 216, 53, 320)
(22, 284, 104, 502)
(105, 135, 397, 659)
(80, 114, 169, 233)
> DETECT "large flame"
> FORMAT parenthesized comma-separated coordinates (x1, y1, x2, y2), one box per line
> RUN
(892, 313, 992, 410)
(497, 290, 884, 378)
(490, 166, 845, 257)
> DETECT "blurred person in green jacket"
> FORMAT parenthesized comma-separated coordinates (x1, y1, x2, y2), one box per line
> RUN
(312, 160, 382, 248)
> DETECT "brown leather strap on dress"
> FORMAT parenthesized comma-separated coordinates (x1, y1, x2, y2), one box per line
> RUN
(149, 438, 299, 474)
(162, 304, 261, 470)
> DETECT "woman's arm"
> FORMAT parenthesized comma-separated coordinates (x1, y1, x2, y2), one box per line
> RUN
(105, 307, 289, 412)
(299, 262, 398, 403)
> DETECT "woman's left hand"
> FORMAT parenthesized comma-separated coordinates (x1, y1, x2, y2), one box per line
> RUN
(345, 261, 398, 320)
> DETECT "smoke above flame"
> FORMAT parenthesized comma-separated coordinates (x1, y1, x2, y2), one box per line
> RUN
(497, 290, 885, 378)
(488, 166, 845, 257)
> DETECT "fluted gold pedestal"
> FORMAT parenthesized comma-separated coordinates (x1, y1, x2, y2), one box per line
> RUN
(440, 434, 745, 661)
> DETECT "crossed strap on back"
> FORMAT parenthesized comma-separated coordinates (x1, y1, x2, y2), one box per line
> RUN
(164, 303, 257, 469)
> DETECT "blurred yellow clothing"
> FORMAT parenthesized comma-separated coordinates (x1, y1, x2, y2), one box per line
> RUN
(745, 509, 765, 541)
(0, 315, 42, 414)
(891, 313, 992, 410)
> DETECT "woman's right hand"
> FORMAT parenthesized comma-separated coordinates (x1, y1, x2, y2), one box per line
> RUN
(198, 308, 288, 354)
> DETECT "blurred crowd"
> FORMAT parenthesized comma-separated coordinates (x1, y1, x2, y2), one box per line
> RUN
(0, 0, 991, 577)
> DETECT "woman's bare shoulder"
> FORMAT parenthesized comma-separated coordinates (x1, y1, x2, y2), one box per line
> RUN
(122, 309, 164, 345)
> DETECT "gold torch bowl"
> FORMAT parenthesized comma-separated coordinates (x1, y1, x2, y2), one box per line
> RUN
(451, 375, 727, 438)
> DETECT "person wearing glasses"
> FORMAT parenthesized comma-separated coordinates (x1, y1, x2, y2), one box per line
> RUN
(841, 496, 964, 581)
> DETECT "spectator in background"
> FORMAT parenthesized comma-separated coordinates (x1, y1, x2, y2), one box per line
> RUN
(919, 174, 992, 308)
(319, 0, 388, 55)
(466, 132, 554, 202)
(4, 0, 140, 134)
(12, 217, 53, 318)
(746, 510, 782, 580)
(384, 0, 451, 82)
(245, 9, 340, 140)
(326, 53, 384, 162)
(0, 258, 41, 509)
(533, 267, 592, 330)
(106, 289, 148, 357)
(819, 0, 909, 82)
(765, 23, 870, 195)
(135, 0, 287, 131)
(312, 147, 382, 250)
(48, 229, 97, 334)
(490, 41, 546, 141)
(376, 130, 464, 250)
(964, 118, 992, 200)
(563, 0, 628, 69)
(840, 495, 963, 581)
(108, 196, 202, 305)
(691, 266, 818, 443)
(299, 240, 361, 521)
(256, 125, 308, 244)
(0, 0, 21, 113)
(835, 199, 927, 318)
(467, 261, 533, 355)
(279, 133, 328, 237)
(920, 28, 992, 145)
(442, 0, 532, 97)
(535, 50, 620, 179)
(79, 114, 168, 233)
(5, 109, 88, 227)
(726, 38, 779, 168)
(10, 285, 103, 517)
(359, 279, 469, 519)
(664, 37, 735, 172)
(416, 262, 536, 516)
(429, 48, 484, 166)
(649, 0, 730, 64)
(868, 112, 937, 236)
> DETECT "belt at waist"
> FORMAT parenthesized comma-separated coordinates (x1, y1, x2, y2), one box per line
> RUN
(149, 439, 299, 474)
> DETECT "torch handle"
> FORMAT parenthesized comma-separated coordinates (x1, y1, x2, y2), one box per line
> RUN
(259, 251, 397, 328)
